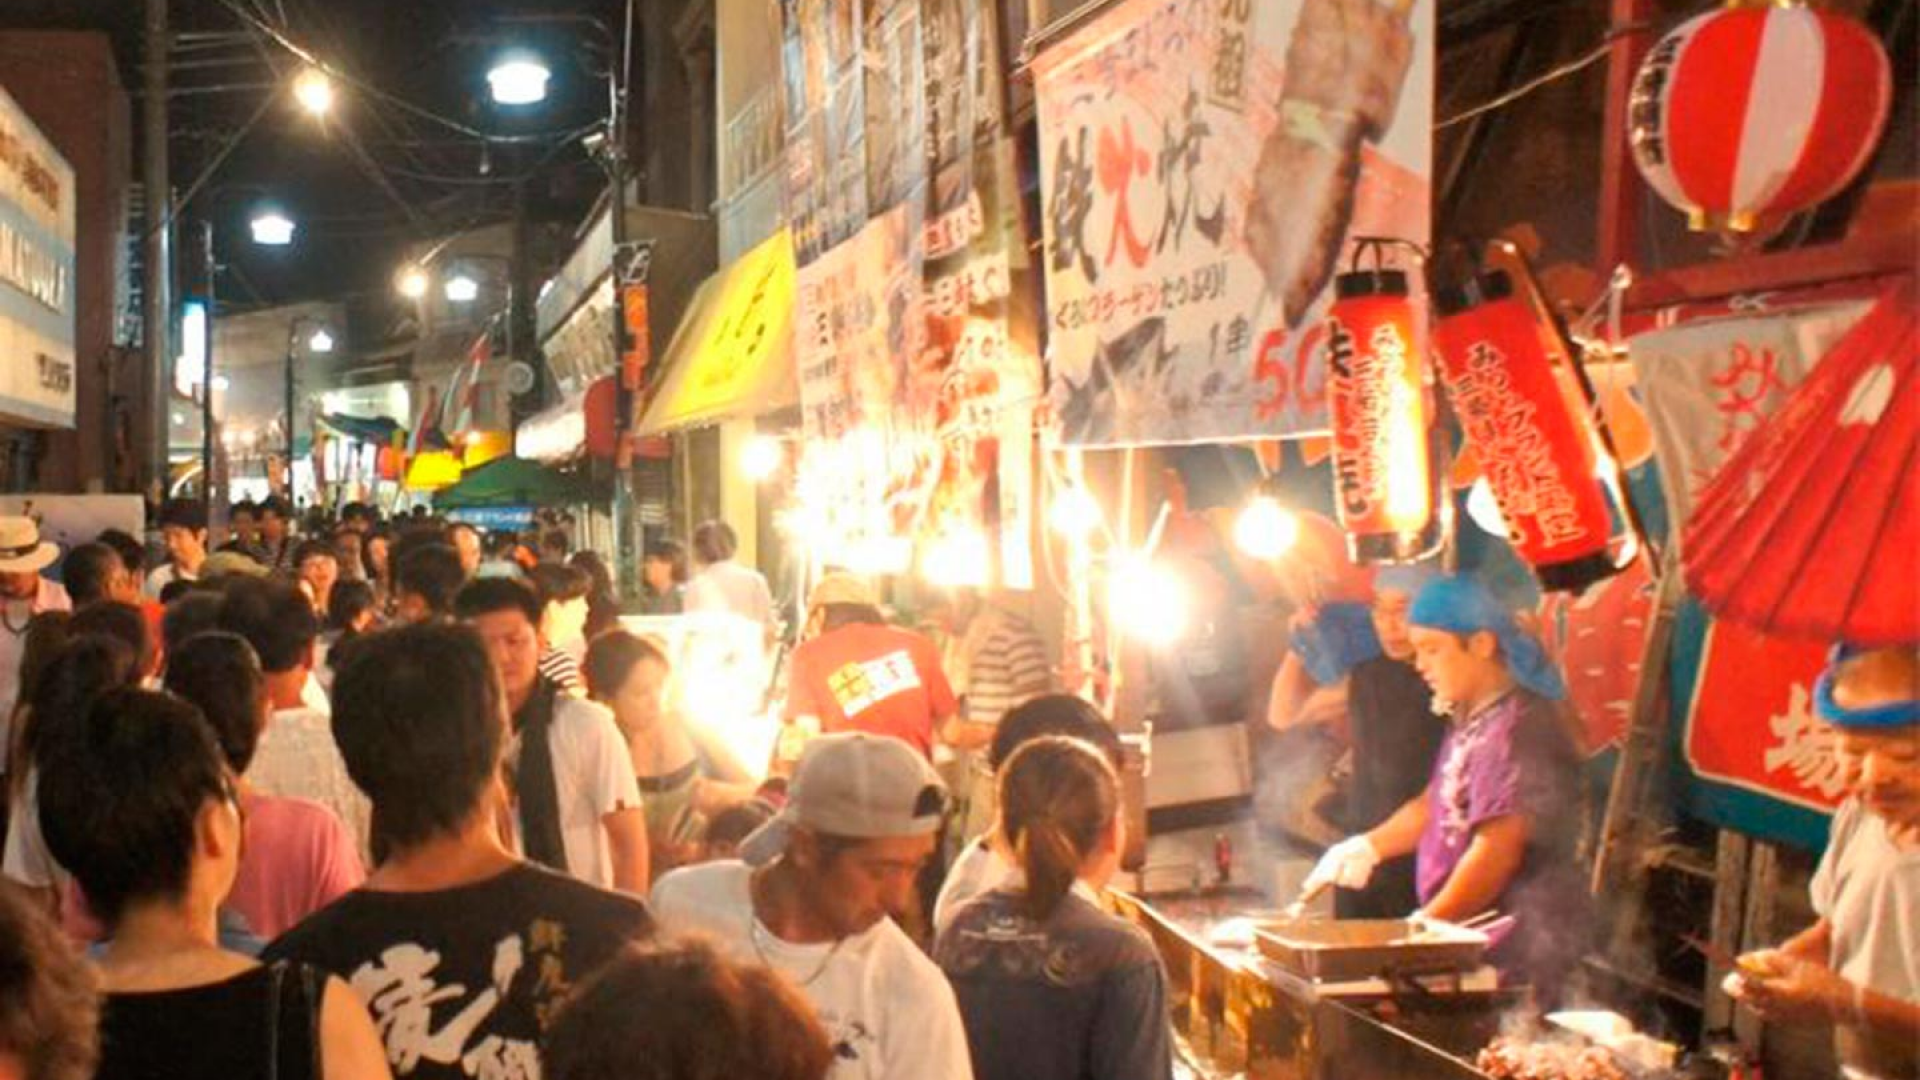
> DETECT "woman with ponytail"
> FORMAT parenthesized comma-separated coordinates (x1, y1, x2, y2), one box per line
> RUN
(934, 736, 1173, 1080)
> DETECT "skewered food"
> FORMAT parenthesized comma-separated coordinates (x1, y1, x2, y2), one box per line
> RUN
(1477, 1035, 1629, 1080)
(1243, 0, 1417, 325)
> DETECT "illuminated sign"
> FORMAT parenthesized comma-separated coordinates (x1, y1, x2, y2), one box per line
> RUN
(0, 86, 75, 429)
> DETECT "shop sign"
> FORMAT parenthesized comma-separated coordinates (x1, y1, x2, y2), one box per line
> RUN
(0, 87, 76, 429)
(446, 505, 536, 533)
(1675, 602, 1841, 850)
(1032, 0, 1433, 447)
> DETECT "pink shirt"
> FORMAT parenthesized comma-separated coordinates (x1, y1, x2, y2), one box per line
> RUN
(227, 793, 365, 939)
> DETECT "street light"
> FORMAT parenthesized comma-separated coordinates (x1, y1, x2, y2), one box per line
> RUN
(444, 274, 480, 303)
(284, 315, 335, 497)
(293, 68, 334, 118)
(487, 56, 550, 105)
(397, 265, 430, 299)
(250, 211, 295, 246)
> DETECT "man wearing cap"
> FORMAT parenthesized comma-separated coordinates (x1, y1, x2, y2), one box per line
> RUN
(1730, 645, 1920, 1080)
(1303, 575, 1588, 1002)
(0, 516, 70, 731)
(1269, 564, 1448, 917)
(650, 732, 974, 1080)
(783, 573, 959, 764)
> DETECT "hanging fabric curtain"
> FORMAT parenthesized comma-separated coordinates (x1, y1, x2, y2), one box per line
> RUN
(1683, 281, 1917, 645)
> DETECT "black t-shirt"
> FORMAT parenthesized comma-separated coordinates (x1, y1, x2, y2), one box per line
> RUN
(1346, 655, 1447, 828)
(96, 962, 323, 1080)
(264, 862, 653, 1079)
(1337, 655, 1449, 920)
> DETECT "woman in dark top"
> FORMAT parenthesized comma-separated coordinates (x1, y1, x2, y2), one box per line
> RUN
(37, 688, 389, 1080)
(934, 736, 1174, 1080)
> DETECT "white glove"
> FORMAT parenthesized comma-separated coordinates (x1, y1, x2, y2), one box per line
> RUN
(1303, 835, 1381, 894)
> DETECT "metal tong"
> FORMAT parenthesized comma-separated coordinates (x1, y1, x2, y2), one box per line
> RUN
(1280, 878, 1332, 922)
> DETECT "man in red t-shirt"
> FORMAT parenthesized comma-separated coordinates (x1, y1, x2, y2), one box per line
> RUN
(783, 573, 957, 760)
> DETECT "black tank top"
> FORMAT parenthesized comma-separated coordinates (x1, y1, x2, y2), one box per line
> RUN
(96, 961, 323, 1080)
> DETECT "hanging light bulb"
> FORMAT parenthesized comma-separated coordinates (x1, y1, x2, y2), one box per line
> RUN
(1233, 495, 1301, 561)
(1109, 556, 1190, 646)
(1465, 477, 1509, 539)
(1048, 485, 1103, 539)
(741, 435, 783, 482)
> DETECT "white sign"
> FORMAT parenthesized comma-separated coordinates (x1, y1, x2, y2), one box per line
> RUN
(1032, 0, 1434, 446)
(0, 85, 77, 429)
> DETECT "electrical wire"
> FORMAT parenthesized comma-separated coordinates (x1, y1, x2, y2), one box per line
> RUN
(210, 0, 593, 146)
(1435, 39, 1613, 130)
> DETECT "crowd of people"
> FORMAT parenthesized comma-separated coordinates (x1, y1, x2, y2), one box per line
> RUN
(0, 501, 1168, 1080)
(0, 493, 1913, 1080)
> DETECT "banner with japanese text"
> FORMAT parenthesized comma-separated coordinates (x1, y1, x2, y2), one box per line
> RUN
(1671, 600, 1841, 852)
(781, 0, 1038, 586)
(1032, 0, 1433, 446)
(1628, 302, 1869, 534)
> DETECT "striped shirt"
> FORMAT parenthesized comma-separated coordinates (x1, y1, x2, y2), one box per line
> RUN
(539, 647, 585, 696)
(960, 609, 1054, 728)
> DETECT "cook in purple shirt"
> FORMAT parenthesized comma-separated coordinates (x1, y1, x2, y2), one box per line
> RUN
(1304, 576, 1589, 1003)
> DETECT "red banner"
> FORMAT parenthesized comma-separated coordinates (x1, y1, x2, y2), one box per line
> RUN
(1683, 617, 1844, 814)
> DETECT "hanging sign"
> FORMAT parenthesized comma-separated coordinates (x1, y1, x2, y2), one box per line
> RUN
(1627, 302, 1868, 536)
(1325, 267, 1439, 563)
(1432, 273, 1619, 592)
(1032, 0, 1433, 446)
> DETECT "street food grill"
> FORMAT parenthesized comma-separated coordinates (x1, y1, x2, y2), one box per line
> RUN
(1254, 916, 1490, 983)
(1478, 1012, 1683, 1080)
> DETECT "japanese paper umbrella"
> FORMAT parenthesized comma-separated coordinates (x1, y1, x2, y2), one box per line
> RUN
(1682, 281, 1918, 645)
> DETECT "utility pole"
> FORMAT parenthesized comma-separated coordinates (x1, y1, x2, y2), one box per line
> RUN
(143, 0, 173, 505)
(607, 0, 641, 600)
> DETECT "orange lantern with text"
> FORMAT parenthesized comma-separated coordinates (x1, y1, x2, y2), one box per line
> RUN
(1325, 268, 1444, 563)
(1432, 271, 1623, 592)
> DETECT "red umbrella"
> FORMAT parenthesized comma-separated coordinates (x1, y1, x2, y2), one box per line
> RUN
(1682, 280, 1918, 645)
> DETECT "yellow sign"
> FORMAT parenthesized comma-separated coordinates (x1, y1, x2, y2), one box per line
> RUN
(404, 450, 463, 492)
(639, 228, 796, 434)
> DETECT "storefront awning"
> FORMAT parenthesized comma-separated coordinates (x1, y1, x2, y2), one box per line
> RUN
(515, 377, 619, 464)
(319, 413, 404, 446)
(638, 228, 796, 436)
(434, 455, 590, 509)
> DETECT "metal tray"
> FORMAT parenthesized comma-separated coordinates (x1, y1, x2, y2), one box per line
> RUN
(1254, 918, 1489, 983)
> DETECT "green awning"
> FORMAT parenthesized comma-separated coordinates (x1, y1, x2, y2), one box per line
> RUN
(432, 456, 590, 508)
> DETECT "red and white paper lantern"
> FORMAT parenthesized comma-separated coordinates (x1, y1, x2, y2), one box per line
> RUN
(1630, 1, 1891, 232)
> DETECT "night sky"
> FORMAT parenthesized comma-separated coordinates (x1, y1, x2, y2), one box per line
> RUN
(9, 0, 632, 321)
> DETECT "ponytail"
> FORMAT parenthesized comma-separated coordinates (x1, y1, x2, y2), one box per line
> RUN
(998, 735, 1119, 922)
(1015, 821, 1081, 922)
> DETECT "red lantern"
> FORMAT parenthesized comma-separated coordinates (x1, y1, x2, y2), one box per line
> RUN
(1630, 1, 1891, 232)
(1432, 272, 1623, 592)
(1325, 268, 1443, 563)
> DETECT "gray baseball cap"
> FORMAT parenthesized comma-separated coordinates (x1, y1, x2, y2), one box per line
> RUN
(739, 732, 947, 867)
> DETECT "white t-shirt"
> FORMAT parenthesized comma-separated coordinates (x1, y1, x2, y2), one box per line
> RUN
(517, 695, 643, 891)
(1811, 797, 1920, 1079)
(651, 860, 974, 1080)
(247, 704, 373, 862)
(142, 562, 197, 600)
(685, 560, 775, 634)
(3, 768, 63, 890)
(933, 838, 1017, 937)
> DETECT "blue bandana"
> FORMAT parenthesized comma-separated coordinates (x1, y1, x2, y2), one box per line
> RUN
(1290, 602, 1382, 683)
(1814, 645, 1920, 729)
(1409, 575, 1567, 701)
